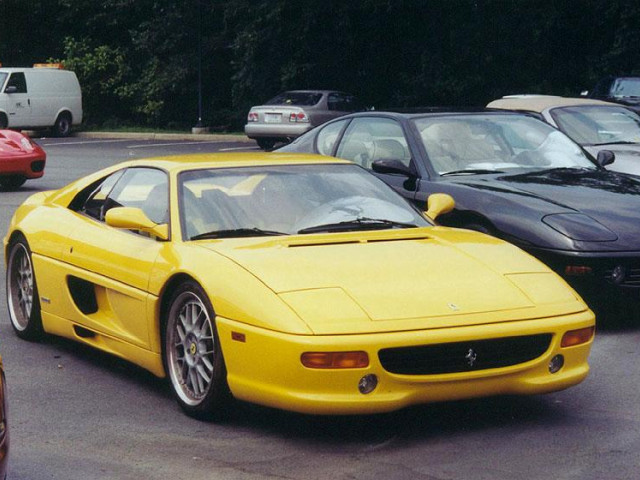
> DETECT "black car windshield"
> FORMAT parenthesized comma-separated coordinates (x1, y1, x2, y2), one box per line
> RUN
(611, 78, 640, 98)
(550, 106, 640, 146)
(413, 114, 597, 175)
(266, 91, 323, 106)
(179, 163, 430, 240)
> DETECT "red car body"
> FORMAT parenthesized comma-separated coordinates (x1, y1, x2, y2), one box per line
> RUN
(0, 129, 46, 189)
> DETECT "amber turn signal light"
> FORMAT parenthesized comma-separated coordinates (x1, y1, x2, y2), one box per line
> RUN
(301, 351, 369, 369)
(561, 326, 595, 347)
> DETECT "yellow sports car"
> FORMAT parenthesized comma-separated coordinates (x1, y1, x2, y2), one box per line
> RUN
(5, 153, 595, 420)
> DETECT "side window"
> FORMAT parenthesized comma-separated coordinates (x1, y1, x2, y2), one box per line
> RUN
(336, 118, 410, 169)
(327, 93, 345, 111)
(5, 73, 27, 93)
(327, 93, 359, 112)
(106, 168, 169, 224)
(74, 168, 169, 226)
(316, 119, 348, 155)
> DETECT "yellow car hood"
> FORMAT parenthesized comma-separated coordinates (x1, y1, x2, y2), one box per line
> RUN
(200, 229, 584, 334)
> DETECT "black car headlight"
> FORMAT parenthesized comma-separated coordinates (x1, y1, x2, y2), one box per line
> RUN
(542, 213, 617, 242)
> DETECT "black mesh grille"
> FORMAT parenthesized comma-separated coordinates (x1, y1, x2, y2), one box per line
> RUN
(378, 334, 552, 375)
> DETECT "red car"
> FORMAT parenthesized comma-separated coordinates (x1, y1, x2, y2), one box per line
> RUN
(0, 129, 46, 189)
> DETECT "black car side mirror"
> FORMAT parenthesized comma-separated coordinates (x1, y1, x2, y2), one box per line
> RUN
(596, 150, 615, 167)
(371, 159, 417, 177)
(4, 86, 18, 94)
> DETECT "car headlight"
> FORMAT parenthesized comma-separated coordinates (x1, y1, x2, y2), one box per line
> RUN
(542, 213, 617, 241)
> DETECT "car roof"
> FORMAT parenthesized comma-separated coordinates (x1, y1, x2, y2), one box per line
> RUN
(118, 152, 351, 173)
(487, 95, 619, 112)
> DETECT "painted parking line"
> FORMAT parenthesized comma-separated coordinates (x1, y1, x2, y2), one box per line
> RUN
(40, 139, 132, 146)
(219, 146, 260, 151)
(127, 141, 230, 148)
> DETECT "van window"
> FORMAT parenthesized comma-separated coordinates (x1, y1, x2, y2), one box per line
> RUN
(0, 73, 7, 89)
(5, 73, 27, 93)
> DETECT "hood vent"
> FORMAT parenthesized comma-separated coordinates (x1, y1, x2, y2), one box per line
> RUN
(288, 236, 431, 248)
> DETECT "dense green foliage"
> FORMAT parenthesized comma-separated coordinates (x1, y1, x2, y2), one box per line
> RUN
(1, 0, 638, 130)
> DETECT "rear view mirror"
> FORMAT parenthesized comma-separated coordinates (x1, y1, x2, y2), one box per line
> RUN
(371, 159, 416, 177)
(4, 86, 18, 94)
(425, 193, 455, 220)
(596, 150, 615, 167)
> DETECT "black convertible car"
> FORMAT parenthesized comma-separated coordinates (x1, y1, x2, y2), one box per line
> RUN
(280, 110, 640, 318)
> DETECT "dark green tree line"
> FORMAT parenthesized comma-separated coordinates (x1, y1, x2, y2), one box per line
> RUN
(1, 0, 639, 130)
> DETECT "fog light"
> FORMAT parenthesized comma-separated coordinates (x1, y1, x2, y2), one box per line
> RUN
(358, 374, 378, 394)
(548, 354, 564, 374)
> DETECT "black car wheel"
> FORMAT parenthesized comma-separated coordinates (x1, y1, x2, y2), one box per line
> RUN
(257, 138, 276, 150)
(163, 280, 231, 420)
(0, 176, 26, 190)
(52, 113, 72, 137)
(6, 236, 44, 341)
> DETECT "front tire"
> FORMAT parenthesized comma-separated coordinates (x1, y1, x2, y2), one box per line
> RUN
(163, 281, 231, 420)
(6, 237, 43, 341)
(0, 176, 27, 190)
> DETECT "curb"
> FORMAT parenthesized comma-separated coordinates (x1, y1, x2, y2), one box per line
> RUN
(71, 131, 254, 142)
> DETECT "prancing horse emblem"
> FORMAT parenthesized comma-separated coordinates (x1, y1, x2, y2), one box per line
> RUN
(465, 348, 478, 367)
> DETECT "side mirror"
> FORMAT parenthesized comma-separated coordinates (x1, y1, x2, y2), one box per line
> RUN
(596, 149, 615, 167)
(371, 159, 416, 177)
(105, 207, 169, 240)
(425, 193, 455, 220)
(4, 86, 18, 94)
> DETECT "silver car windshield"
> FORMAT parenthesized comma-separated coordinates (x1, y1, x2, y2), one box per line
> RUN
(551, 106, 640, 146)
(413, 114, 596, 175)
(179, 163, 430, 240)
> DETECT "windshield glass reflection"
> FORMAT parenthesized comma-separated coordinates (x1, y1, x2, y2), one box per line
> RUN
(413, 114, 596, 175)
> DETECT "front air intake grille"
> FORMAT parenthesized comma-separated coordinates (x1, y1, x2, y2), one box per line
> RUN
(378, 334, 552, 375)
(31, 160, 45, 173)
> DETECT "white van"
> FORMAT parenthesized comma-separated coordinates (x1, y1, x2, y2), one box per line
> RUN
(0, 64, 83, 137)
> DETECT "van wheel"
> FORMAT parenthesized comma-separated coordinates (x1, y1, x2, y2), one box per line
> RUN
(0, 114, 7, 129)
(53, 113, 72, 137)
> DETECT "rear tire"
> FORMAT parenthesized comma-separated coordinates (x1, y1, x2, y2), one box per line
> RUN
(0, 114, 7, 129)
(6, 236, 43, 341)
(162, 280, 231, 420)
(52, 113, 72, 137)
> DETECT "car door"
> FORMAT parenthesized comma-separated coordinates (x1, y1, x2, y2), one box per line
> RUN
(3, 72, 31, 126)
(61, 167, 170, 349)
(334, 116, 419, 201)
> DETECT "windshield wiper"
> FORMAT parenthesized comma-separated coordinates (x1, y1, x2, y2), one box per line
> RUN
(440, 168, 505, 176)
(190, 227, 287, 240)
(297, 217, 418, 234)
(590, 140, 639, 146)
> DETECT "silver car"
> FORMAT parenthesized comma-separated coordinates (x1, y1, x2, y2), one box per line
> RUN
(245, 90, 360, 150)
(488, 95, 640, 175)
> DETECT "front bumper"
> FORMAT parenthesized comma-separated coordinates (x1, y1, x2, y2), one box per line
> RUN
(0, 152, 46, 179)
(528, 248, 640, 309)
(217, 309, 594, 415)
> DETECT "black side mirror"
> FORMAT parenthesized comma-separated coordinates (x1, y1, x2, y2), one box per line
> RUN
(371, 159, 417, 177)
(4, 86, 17, 94)
(596, 150, 615, 167)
